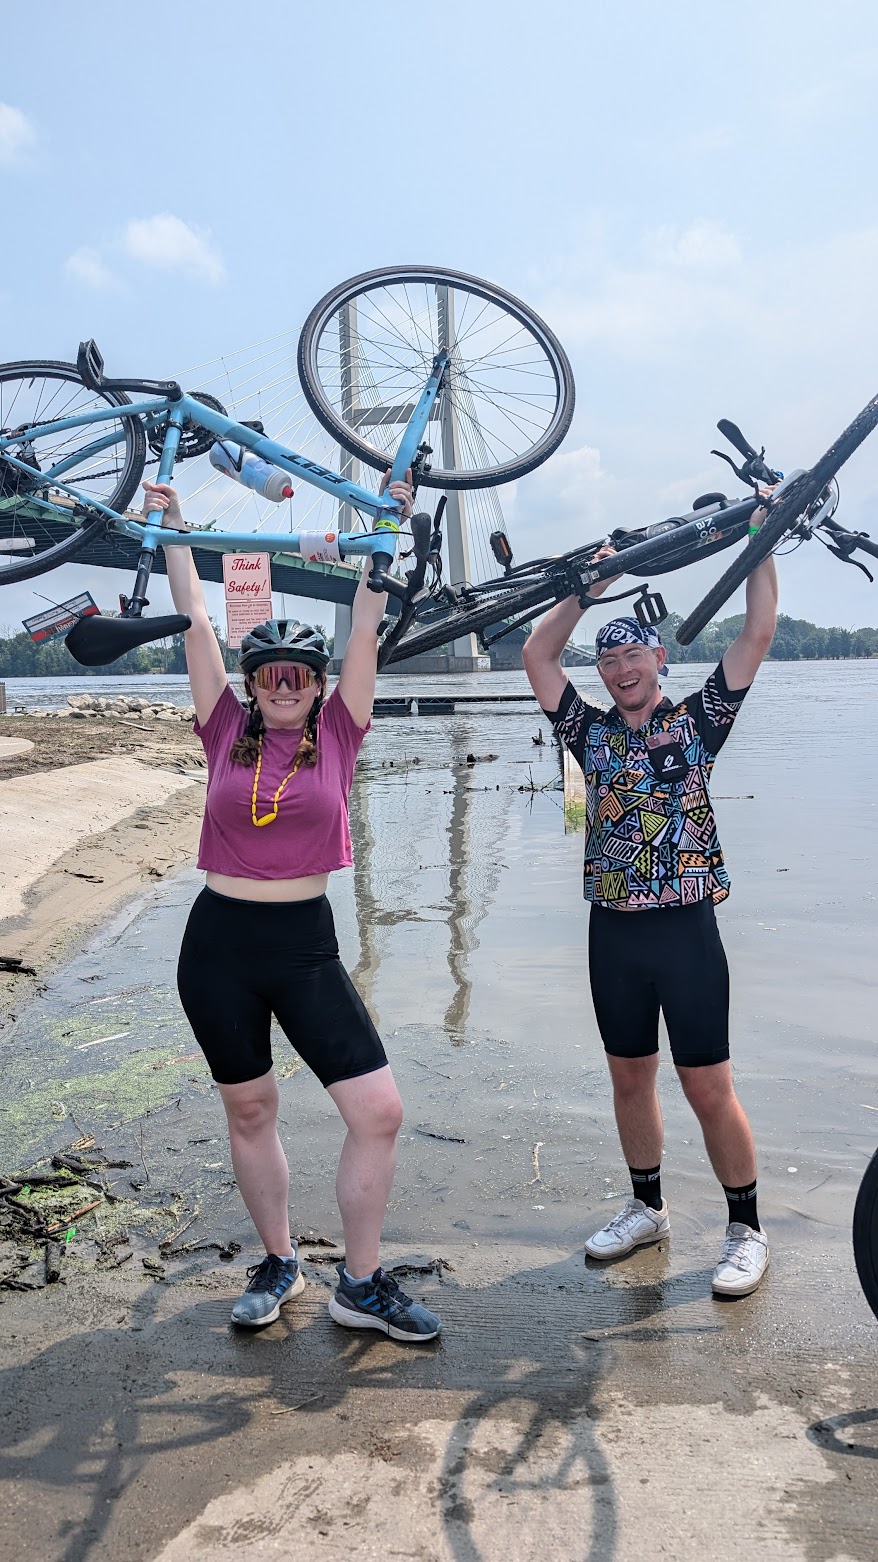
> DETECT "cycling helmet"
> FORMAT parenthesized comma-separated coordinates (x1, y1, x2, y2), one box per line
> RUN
(238, 619, 330, 676)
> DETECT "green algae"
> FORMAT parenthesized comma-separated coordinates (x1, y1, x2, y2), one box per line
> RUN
(564, 799, 586, 833)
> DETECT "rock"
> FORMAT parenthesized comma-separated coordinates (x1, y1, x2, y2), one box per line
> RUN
(67, 694, 92, 710)
(155, 710, 180, 722)
(69, 708, 88, 719)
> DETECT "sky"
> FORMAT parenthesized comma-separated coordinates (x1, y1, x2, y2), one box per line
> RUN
(3, 0, 878, 641)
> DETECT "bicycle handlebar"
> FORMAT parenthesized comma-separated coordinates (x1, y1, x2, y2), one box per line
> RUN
(716, 419, 757, 459)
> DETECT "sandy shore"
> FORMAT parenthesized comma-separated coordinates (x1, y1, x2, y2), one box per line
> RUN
(0, 714, 206, 1029)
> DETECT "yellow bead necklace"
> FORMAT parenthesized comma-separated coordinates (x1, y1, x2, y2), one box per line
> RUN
(250, 731, 307, 827)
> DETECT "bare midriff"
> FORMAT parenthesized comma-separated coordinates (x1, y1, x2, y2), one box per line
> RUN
(205, 871, 330, 903)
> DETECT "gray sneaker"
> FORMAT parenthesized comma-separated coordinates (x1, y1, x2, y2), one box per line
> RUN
(712, 1223, 769, 1297)
(584, 1197, 670, 1259)
(231, 1252, 305, 1327)
(328, 1264, 441, 1342)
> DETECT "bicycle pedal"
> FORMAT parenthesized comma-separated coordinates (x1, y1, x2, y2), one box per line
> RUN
(633, 587, 668, 628)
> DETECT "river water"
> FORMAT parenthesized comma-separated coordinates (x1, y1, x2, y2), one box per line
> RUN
(3, 661, 877, 1256)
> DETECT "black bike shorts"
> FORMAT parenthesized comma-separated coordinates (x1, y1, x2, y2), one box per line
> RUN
(177, 888, 387, 1087)
(588, 899, 730, 1068)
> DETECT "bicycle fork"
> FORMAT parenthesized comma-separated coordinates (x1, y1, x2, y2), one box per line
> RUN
(121, 410, 184, 618)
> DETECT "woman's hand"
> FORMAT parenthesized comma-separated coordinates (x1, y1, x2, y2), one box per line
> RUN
(142, 480, 188, 530)
(379, 467, 414, 520)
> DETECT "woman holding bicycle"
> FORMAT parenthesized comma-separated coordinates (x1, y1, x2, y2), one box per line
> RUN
(141, 476, 441, 1343)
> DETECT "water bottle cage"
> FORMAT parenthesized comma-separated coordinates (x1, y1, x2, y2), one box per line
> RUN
(147, 392, 229, 460)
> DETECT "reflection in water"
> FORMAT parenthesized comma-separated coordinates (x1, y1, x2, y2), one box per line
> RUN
(348, 721, 511, 1041)
(443, 737, 506, 1039)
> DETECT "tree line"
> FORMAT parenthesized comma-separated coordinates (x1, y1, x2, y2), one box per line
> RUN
(659, 612, 878, 662)
(0, 622, 334, 677)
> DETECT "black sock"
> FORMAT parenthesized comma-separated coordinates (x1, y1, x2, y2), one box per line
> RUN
(723, 1181, 759, 1231)
(629, 1165, 662, 1211)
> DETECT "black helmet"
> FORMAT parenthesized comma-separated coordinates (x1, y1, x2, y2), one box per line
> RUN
(239, 619, 330, 676)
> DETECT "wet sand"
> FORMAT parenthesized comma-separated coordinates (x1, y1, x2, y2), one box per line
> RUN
(1, 666, 877, 1560)
(0, 714, 206, 1033)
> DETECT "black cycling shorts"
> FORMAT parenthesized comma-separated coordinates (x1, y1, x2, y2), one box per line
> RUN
(588, 899, 729, 1068)
(177, 888, 387, 1088)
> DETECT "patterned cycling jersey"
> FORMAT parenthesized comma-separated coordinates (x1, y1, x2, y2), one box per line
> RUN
(546, 661, 749, 910)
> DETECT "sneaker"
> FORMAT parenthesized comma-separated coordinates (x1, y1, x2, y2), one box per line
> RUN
(711, 1223, 769, 1297)
(584, 1197, 670, 1259)
(230, 1252, 305, 1327)
(328, 1264, 442, 1342)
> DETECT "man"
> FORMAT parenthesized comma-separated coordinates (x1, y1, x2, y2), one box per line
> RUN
(522, 528, 777, 1296)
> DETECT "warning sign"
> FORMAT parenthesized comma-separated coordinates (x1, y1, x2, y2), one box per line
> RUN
(22, 592, 99, 645)
(222, 553, 272, 649)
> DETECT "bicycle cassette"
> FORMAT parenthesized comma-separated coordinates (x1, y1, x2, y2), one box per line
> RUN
(147, 391, 228, 460)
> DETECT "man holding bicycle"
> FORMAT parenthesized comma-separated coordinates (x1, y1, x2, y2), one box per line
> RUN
(522, 526, 778, 1296)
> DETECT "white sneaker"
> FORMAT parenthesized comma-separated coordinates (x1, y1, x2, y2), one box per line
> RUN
(712, 1223, 769, 1296)
(584, 1197, 670, 1259)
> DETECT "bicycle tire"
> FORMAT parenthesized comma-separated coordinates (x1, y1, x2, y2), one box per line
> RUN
(853, 1148, 878, 1321)
(382, 577, 562, 664)
(0, 360, 145, 583)
(677, 392, 878, 644)
(297, 265, 575, 490)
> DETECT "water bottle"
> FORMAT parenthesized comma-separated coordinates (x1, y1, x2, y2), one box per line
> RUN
(209, 441, 293, 503)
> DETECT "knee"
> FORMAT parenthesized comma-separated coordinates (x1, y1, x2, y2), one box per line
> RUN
(610, 1056, 658, 1103)
(370, 1089, 404, 1141)
(222, 1081, 278, 1138)
(679, 1070, 733, 1123)
(351, 1087, 403, 1142)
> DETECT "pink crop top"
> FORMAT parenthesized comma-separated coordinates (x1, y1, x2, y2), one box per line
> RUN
(194, 682, 369, 880)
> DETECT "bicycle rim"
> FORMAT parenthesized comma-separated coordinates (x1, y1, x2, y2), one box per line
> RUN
(297, 265, 575, 489)
(853, 1149, 878, 1321)
(0, 361, 145, 583)
(382, 578, 561, 663)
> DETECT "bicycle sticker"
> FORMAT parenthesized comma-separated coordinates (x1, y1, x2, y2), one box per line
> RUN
(297, 530, 342, 564)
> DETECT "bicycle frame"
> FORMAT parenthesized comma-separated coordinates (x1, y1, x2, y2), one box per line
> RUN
(0, 351, 449, 585)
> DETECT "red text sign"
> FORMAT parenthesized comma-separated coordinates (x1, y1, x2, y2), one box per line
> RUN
(222, 553, 272, 648)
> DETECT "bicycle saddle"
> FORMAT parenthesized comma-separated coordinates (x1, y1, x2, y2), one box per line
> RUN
(66, 611, 192, 667)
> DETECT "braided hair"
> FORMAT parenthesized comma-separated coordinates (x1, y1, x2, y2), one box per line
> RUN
(230, 678, 326, 769)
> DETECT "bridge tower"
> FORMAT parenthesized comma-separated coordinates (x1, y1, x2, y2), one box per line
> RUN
(331, 291, 483, 673)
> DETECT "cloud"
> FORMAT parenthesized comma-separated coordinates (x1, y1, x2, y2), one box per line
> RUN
(0, 103, 36, 165)
(645, 219, 742, 271)
(122, 214, 225, 284)
(64, 246, 120, 290)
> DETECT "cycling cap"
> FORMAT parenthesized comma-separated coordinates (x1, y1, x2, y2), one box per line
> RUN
(239, 619, 330, 676)
(595, 616, 668, 678)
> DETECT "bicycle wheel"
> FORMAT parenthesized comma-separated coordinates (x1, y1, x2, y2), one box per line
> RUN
(381, 577, 561, 665)
(297, 265, 575, 490)
(853, 1148, 878, 1321)
(0, 361, 145, 583)
(677, 391, 878, 645)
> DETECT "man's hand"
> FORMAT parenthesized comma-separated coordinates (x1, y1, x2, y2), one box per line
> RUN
(584, 543, 622, 597)
(379, 467, 414, 520)
(142, 481, 188, 530)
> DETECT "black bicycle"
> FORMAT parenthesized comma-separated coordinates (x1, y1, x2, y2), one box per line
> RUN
(375, 402, 878, 667)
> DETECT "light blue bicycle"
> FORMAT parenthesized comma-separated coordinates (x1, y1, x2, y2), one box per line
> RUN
(0, 264, 575, 665)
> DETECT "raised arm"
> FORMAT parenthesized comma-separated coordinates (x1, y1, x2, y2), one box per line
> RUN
(142, 482, 228, 726)
(522, 547, 620, 710)
(336, 469, 413, 728)
(721, 502, 778, 690)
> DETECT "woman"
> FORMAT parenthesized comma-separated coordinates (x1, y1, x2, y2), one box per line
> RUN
(142, 475, 441, 1342)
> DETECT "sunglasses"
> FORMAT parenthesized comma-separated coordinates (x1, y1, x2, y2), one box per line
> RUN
(251, 662, 318, 692)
